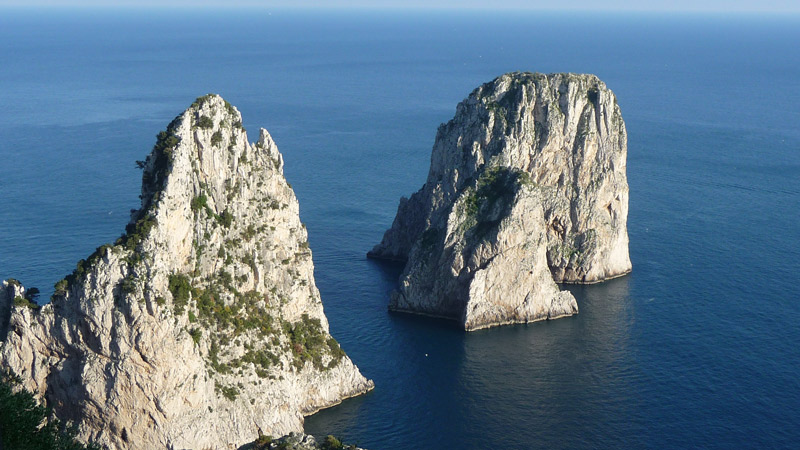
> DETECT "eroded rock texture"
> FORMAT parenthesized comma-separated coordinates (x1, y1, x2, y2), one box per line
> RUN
(0, 95, 373, 449)
(370, 72, 631, 330)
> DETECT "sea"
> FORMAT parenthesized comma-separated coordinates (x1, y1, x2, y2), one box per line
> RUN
(1, 8, 798, 449)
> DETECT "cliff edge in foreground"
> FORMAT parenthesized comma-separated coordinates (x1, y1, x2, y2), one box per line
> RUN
(369, 72, 631, 330)
(0, 95, 373, 449)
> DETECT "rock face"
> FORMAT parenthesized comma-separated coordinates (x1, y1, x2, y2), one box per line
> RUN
(0, 95, 373, 450)
(369, 72, 631, 330)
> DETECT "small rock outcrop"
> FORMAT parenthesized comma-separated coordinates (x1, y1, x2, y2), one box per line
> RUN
(369, 72, 631, 330)
(0, 95, 373, 449)
(242, 432, 362, 450)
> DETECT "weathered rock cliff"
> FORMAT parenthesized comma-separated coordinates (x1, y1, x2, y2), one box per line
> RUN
(0, 95, 373, 449)
(369, 72, 631, 330)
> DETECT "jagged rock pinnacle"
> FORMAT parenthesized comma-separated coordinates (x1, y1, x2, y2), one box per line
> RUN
(0, 94, 373, 450)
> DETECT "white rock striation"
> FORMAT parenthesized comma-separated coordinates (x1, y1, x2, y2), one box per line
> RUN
(0, 95, 373, 450)
(369, 72, 632, 330)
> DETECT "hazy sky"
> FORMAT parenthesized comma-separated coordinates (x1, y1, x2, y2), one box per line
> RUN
(1, 0, 798, 12)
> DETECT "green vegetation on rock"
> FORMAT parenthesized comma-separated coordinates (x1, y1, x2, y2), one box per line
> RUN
(143, 123, 181, 196)
(191, 94, 217, 109)
(189, 328, 202, 345)
(211, 131, 223, 147)
(246, 433, 357, 450)
(321, 435, 344, 450)
(168, 274, 192, 316)
(218, 209, 234, 227)
(215, 381, 239, 401)
(462, 167, 531, 219)
(118, 214, 156, 252)
(0, 370, 100, 450)
(13, 296, 39, 310)
(53, 279, 69, 298)
(191, 194, 208, 212)
(283, 314, 345, 371)
(120, 275, 137, 295)
(196, 115, 214, 129)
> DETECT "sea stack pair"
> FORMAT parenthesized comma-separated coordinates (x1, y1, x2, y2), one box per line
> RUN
(0, 71, 630, 449)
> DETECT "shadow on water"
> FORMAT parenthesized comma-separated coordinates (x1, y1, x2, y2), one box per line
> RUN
(447, 276, 640, 449)
(308, 261, 641, 449)
(364, 258, 405, 289)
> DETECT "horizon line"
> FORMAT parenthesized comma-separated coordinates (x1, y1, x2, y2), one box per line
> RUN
(1, 4, 800, 14)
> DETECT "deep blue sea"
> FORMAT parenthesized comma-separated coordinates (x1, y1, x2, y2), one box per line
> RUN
(1, 8, 799, 449)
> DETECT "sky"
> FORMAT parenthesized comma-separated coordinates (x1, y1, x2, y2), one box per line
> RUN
(1, 0, 799, 13)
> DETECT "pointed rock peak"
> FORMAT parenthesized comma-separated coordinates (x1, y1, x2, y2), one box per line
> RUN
(136, 94, 247, 211)
(257, 127, 284, 173)
(1, 96, 372, 449)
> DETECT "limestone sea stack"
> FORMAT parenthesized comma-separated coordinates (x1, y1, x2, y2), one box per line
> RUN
(369, 72, 632, 330)
(0, 95, 373, 450)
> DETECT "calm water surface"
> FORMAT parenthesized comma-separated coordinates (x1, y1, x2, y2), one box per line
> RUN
(1, 9, 798, 449)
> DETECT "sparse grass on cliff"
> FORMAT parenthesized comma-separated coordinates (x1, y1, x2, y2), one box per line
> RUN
(13, 296, 39, 310)
(168, 273, 192, 316)
(283, 314, 345, 371)
(211, 131, 223, 147)
(196, 115, 214, 129)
